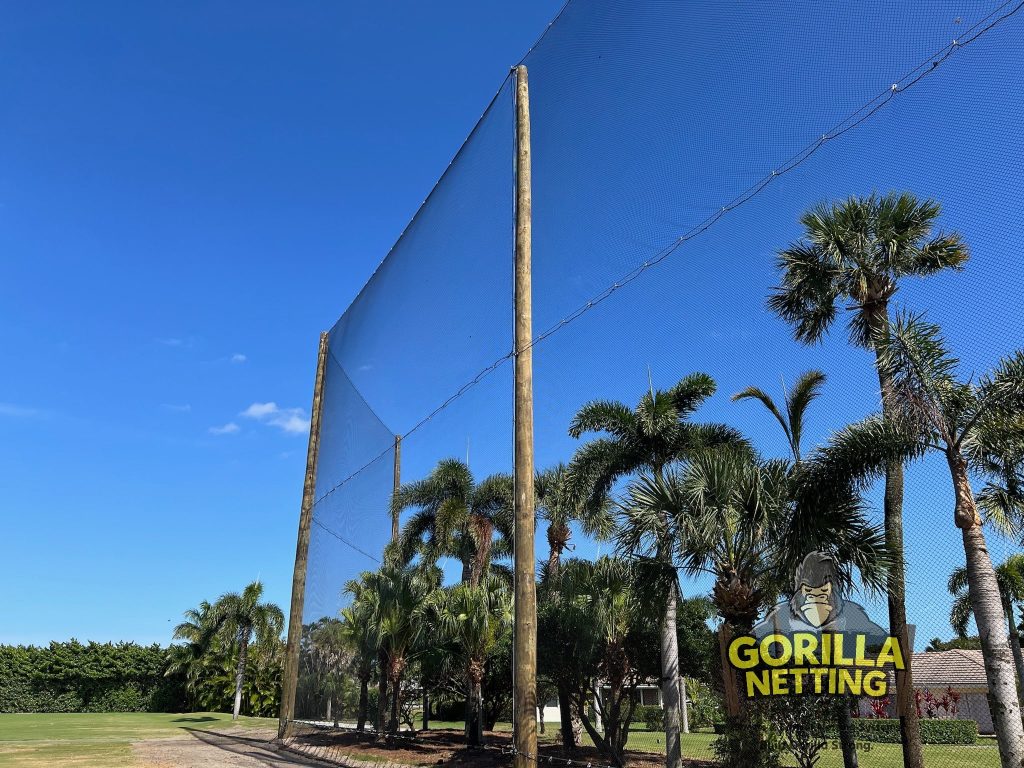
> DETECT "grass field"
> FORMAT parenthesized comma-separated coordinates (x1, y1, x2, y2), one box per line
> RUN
(0, 712, 275, 767)
(0, 713, 1003, 768)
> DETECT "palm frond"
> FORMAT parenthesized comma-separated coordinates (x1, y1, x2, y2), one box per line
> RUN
(786, 370, 827, 460)
(732, 386, 792, 451)
(803, 414, 924, 498)
(767, 242, 841, 345)
(950, 593, 973, 638)
(568, 400, 636, 440)
(665, 372, 717, 416)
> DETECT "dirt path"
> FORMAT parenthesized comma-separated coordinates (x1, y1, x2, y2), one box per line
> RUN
(133, 727, 333, 768)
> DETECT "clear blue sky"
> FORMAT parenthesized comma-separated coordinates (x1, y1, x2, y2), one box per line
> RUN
(3, 1, 1023, 651)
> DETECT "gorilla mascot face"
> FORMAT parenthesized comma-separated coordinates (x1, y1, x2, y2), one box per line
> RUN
(791, 552, 843, 628)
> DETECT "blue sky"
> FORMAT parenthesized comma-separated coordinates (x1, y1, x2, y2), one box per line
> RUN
(0, 1, 564, 646)
(3, 1, 1024, 652)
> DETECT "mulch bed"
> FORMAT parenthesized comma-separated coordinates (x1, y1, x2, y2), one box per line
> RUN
(283, 728, 715, 768)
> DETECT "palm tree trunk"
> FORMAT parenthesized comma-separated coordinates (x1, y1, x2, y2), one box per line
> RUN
(837, 697, 858, 768)
(232, 634, 248, 720)
(422, 690, 430, 731)
(377, 655, 388, 735)
(467, 658, 485, 746)
(1004, 599, 1024, 700)
(557, 682, 577, 750)
(357, 672, 369, 731)
(546, 522, 569, 579)
(469, 516, 493, 587)
(873, 342, 924, 768)
(389, 668, 402, 734)
(660, 582, 682, 768)
(953, 459, 1024, 767)
(576, 691, 614, 763)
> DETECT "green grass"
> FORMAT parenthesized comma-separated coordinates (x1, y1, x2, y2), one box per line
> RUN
(419, 720, 1000, 768)
(612, 727, 1001, 768)
(0, 712, 276, 768)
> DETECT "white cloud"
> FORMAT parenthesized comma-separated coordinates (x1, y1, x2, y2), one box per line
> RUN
(209, 422, 240, 435)
(161, 403, 192, 413)
(241, 402, 279, 419)
(231, 353, 247, 364)
(268, 411, 310, 434)
(240, 401, 309, 435)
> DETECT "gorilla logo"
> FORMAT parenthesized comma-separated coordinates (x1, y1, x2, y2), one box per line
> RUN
(795, 553, 838, 627)
(754, 552, 887, 640)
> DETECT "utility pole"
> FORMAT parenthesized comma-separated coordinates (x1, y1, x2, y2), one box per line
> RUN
(278, 331, 330, 740)
(512, 63, 537, 768)
(391, 434, 402, 543)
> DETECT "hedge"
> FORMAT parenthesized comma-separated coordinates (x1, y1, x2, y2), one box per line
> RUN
(825, 718, 977, 745)
(0, 641, 187, 714)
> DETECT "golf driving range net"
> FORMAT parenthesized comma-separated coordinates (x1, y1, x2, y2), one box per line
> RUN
(285, 2, 1024, 767)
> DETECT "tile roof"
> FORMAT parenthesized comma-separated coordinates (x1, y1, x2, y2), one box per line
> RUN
(909, 649, 988, 689)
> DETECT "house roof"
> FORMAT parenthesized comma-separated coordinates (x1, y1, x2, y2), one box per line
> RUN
(909, 649, 988, 689)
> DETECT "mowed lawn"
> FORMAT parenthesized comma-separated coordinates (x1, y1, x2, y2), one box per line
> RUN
(0, 714, 1002, 768)
(0, 712, 275, 767)
(424, 720, 1002, 768)
(617, 728, 1002, 768)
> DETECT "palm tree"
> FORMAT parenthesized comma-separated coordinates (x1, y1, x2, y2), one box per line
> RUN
(344, 571, 387, 733)
(167, 600, 219, 710)
(308, 618, 353, 726)
(366, 554, 440, 734)
(340, 600, 378, 731)
(768, 192, 968, 768)
(566, 373, 744, 768)
(535, 463, 614, 579)
(428, 575, 512, 746)
(810, 313, 1024, 767)
(553, 557, 647, 768)
(534, 464, 613, 750)
(620, 447, 886, 768)
(733, 370, 859, 768)
(395, 459, 513, 586)
(949, 555, 1024, 697)
(213, 581, 285, 720)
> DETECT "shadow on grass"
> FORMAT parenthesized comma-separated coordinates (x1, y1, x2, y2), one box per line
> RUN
(182, 728, 318, 766)
(173, 716, 219, 723)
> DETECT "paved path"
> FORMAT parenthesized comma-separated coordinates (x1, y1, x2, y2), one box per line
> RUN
(133, 727, 332, 768)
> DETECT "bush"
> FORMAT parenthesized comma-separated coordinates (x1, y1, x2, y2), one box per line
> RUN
(824, 717, 977, 745)
(434, 697, 468, 722)
(712, 710, 783, 768)
(0, 642, 187, 714)
(686, 679, 724, 730)
(633, 704, 663, 731)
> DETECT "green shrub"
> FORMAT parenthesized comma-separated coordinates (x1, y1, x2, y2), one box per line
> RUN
(823, 717, 977, 745)
(0, 642, 187, 714)
(434, 697, 468, 721)
(632, 704, 663, 731)
(686, 679, 724, 729)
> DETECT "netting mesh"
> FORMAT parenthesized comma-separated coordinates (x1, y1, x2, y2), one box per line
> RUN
(288, 1, 1024, 766)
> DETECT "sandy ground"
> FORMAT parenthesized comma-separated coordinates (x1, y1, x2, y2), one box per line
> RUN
(133, 727, 333, 768)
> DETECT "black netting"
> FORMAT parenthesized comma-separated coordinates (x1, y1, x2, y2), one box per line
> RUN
(289, 2, 1024, 766)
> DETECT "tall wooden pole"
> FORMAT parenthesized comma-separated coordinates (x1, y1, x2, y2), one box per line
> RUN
(391, 434, 402, 543)
(278, 331, 330, 740)
(512, 63, 537, 768)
